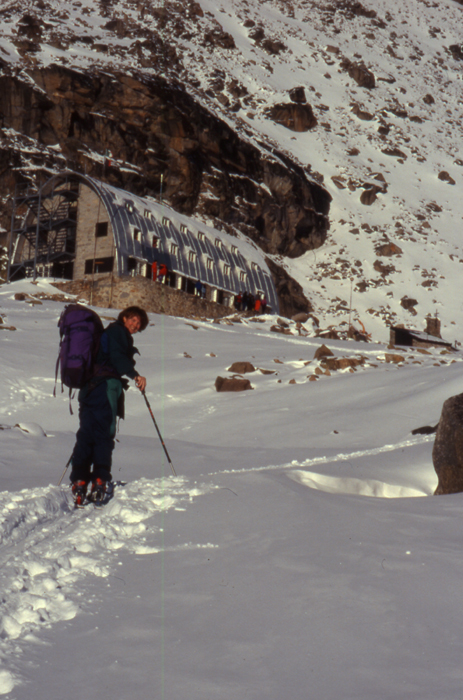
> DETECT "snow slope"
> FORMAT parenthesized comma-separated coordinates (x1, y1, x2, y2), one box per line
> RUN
(1, 279, 463, 698)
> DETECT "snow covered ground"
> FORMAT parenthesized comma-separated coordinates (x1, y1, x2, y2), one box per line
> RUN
(1, 279, 463, 698)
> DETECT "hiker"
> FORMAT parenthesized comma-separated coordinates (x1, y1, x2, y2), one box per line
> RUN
(157, 263, 168, 283)
(70, 305, 148, 503)
(151, 260, 158, 281)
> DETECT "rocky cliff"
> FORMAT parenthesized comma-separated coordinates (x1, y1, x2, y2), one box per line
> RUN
(0, 59, 331, 314)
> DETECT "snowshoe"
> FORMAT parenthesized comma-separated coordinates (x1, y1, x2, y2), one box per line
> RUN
(90, 478, 113, 506)
(72, 480, 88, 508)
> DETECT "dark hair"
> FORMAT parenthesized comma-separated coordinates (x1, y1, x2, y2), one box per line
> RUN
(118, 306, 149, 331)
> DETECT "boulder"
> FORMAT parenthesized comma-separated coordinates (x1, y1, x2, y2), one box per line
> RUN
(215, 376, 253, 392)
(227, 361, 256, 374)
(433, 394, 463, 494)
(266, 103, 317, 132)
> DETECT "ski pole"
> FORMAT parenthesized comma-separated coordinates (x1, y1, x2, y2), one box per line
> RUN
(142, 390, 177, 477)
(58, 452, 73, 486)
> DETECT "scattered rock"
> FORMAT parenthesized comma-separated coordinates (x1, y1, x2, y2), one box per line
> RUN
(321, 357, 365, 371)
(270, 325, 293, 335)
(341, 59, 376, 88)
(385, 353, 405, 363)
(351, 103, 374, 120)
(266, 103, 317, 132)
(289, 87, 306, 103)
(291, 312, 310, 323)
(449, 44, 463, 60)
(400, 297, 418, 314)
(215, 376, 253, 392)
(262, 38, 287, 55)
(227, 361, 256, 374)
(204, 28, 236, 49)
(433, 394, 463, 494)
(259, 368, 276, 375)
(314, 344, 334, 360)
(375, 242, 403, 256)
(438, 171, 456, 185)
(412, 424, 438, 435)
(381, 147, 407, 159)
(360, 187, 379, 205)
(373, 259, 395, 275)
(317, 329, 340, 340)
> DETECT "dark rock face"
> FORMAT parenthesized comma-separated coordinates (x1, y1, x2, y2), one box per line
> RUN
(433, 394, 463, 494)
(0, 64, 331, 313)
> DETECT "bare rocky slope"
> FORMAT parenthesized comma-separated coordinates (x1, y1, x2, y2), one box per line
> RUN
(0, 0, 462, 337)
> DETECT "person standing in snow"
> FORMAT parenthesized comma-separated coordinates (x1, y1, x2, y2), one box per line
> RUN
(70, 306, 148, 504)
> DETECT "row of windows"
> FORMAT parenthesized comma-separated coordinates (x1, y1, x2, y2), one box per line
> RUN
(120, 205, 244, 258)
(94, 218, 261, 277)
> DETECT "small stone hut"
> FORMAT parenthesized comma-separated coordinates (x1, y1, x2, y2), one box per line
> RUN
(390, 317, 454, 350)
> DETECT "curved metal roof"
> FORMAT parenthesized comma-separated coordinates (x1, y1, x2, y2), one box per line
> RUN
(46, 173, 279, 312)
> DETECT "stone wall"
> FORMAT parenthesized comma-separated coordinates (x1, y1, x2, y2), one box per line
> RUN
(53, 274, 236, 319)
(74, 183, 114, 279)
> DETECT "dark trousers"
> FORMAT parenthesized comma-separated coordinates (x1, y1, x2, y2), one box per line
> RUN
(70, 380, 120, 483)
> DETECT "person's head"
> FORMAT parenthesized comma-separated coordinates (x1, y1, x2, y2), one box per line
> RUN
(118, 306, 149, 334)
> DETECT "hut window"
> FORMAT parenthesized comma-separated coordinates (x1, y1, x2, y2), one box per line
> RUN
(207, 258, 213, 270)
(144, 209, 152, 220)
(162, 216, 170, 226)
(239, 270, 247, 282)
(181, 224, 188, 234)
(152, 236, 159, 248)
(215, 238, 223, 249)
(85, 257, 114, 274)
(134, 228, 141, 242)
(198, 231, 205, 242)
(224, 263, 230, 275)
(171, 243, 179, 255)
(188, 250, 196, 262)
(251, 261, 260, 271)
(125, 201, 134, 213)
(95, 221, 108, 238)
(231, 245, 238, 255)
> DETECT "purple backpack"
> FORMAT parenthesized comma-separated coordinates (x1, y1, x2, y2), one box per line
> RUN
(55, 304, 104, 392)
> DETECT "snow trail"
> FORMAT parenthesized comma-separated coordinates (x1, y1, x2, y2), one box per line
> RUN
(0, 476, 214, 694)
